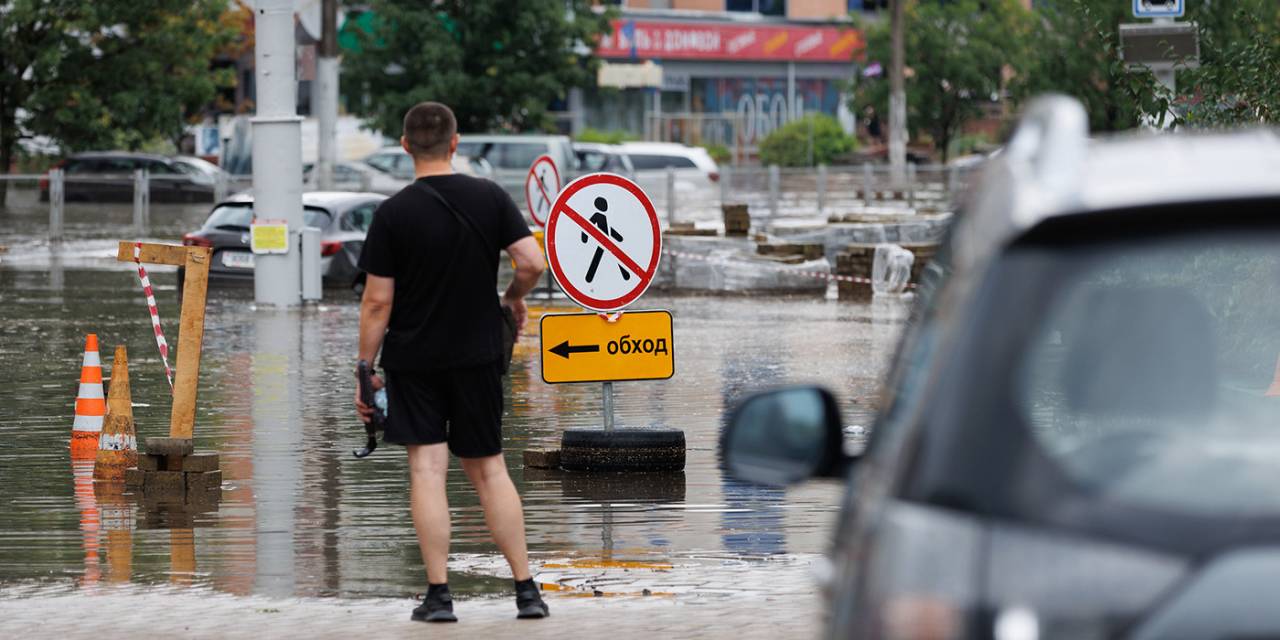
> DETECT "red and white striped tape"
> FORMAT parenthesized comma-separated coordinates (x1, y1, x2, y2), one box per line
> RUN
(133, 242, 174, 390)
(662, 248, 916, 289)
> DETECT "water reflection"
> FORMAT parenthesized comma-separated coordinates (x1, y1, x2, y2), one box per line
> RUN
(0, 265, 906, 601)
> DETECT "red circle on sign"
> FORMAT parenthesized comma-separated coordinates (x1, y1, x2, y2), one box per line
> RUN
(546, 172, 662, 312)
(524, 155, 560, 227)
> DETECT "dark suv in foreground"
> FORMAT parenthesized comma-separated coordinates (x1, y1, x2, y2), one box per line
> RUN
(722, 96, 1280, 638)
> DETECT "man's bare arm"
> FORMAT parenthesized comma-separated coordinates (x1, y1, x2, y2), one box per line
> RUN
(502, 235, 547, 338)
(358, 274, 394, 364)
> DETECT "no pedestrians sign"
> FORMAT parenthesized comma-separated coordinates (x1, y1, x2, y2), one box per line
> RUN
(524, 154, 561, 227)
(545, 173, 662, 313)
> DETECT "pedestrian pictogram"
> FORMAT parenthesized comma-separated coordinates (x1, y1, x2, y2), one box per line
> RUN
(525, 154, 561, 227)
(541, 310, 674, 384)
(546, 173, 661, 312)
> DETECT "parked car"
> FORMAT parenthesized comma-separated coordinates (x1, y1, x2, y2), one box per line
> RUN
(573, 142, 635, 175)
(361, 146, 491, 183)
(181, 191, 385, 288)
(303, 160, 410, 195)
(40, 152, 219, 203)
(616, 141, 719, 203)
(721, 96, 1280, 638)
(455, 134, 576, 204)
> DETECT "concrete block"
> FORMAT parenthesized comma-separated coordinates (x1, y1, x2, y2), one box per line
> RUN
(185, 470, 222, 494)
(523, 449, 561, 470)
(124, 467, 146, 487)
(137, 454, 163, 471)
(175, 452, 220, 473)
(144, 470, 185, 495)
(144, 437, 194, 457)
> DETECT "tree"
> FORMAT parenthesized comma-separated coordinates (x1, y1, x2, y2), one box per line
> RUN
(854, 0, 1038, 163)
(759, 114, 857, 167)
(1022, 0, 1169, 132)
(0, 1, 237, 175)
(1176, 0, 1280, 127)
(340, 1, 614, 135)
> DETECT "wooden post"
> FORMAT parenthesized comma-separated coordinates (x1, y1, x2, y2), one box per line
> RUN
(116, 242, 212, 440)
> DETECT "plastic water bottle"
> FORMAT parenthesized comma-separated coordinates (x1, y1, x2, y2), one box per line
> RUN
(375, 388, 388, 416)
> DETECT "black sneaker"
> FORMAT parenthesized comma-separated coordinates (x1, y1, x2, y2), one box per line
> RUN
(411, 585, 457, 623)
(515, 579, 549, 619)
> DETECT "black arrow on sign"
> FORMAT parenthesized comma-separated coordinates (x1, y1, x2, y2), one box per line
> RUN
(548, 340, 600, 359)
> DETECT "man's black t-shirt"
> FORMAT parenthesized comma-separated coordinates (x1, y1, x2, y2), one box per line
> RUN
(358, 174, 531, 372)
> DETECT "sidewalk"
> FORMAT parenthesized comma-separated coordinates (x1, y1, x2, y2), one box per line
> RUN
(1, 553, 827, 639)
(0, 587, 822, 639)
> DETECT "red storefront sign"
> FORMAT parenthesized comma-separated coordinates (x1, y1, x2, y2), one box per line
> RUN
(597, 19, 863, 63)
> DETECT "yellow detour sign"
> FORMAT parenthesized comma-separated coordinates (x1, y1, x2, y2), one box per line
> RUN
(541, 310, 673, 384)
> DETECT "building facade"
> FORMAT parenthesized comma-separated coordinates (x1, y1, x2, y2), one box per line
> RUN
(583, 0, 862, 156)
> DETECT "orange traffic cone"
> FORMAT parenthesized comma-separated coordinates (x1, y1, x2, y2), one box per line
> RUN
(1267, 354, 1280, 397)
(73, 459, 101, 587)
(94, 345, 137, 481)
(71, 334, 106, 459)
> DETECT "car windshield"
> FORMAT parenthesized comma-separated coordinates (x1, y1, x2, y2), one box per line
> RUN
(1014, 225, 1280, 516)
(203, 204, 329, 230)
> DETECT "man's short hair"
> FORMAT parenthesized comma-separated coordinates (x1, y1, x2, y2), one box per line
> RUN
(402, 102, 457, 160)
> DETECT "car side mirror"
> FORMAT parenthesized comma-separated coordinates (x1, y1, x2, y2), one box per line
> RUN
(722, 386, 851, 486)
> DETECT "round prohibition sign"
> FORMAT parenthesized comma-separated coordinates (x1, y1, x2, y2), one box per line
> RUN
(545, 173, 662, 312)
(524, 154, 561, 227)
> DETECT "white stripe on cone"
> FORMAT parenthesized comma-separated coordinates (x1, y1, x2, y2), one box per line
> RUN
(82, 352, 101, 367)
(74, 414, 104, 431)
(77, 383, 104, 399)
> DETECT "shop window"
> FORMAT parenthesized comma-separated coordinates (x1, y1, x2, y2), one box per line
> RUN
(727, 0, 786, 16)
(850, 0, 889, 10)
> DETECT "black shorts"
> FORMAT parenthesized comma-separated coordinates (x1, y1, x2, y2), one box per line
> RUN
(383, 363, 504, 458)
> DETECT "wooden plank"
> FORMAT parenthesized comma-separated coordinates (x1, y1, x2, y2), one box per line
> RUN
(169, 246, 211, 439)
(116, 241, 188, 266)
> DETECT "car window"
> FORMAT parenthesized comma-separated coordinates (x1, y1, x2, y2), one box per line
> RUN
(365, 153, 396, 173)
(578, 151, 609, 173)
(148, 160, 178, 175)
(342, 203, 377, 232)
(64, 159, 94, 173)
(97, 157, 138, 174)
(498, 143, 546, 170)
(390, 154, 415, 179)
(1015, 229, 1280, 516)
(203, 204, 330, 229)
(203, 204, 254, 229)
(628, 154, 697, 170)
(456, 142, 482, 158)
(173, 161, 205, 176)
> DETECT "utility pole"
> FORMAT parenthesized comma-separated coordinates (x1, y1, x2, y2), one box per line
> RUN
(888, 0, 908, 186)
(252, 0, 305, 306)
(316, 0, 339, 191)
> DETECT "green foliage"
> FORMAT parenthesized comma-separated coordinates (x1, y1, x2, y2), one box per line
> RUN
(1177, 1, 1280, 127)
(946, 132, 995, 159)
(699, 143, 732, 164)
(1022, 0, 1169, 131)
(0, 1, 236, 170)
(342, 1, 615, 135)
(853, 0, 1038, 162)
(758, 114, 856, 167)
(575, 128, 636, 145)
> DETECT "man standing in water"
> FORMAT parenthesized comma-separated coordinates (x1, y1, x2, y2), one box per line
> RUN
(355, 101, 549, 622)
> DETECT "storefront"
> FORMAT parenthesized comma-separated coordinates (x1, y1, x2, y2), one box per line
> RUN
(583, 16, 862, 155)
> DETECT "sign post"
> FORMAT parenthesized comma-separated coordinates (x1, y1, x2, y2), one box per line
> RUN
(541, 173, 683, 470)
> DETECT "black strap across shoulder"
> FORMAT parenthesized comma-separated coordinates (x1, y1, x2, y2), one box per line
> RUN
(410, 179, 498, 274)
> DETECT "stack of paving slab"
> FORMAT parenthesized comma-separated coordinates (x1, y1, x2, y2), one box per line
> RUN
(653, 234, 829, 294)
(124, 437, 222, 503)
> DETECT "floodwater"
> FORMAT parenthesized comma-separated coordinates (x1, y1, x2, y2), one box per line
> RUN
(0, 193, 909, 611)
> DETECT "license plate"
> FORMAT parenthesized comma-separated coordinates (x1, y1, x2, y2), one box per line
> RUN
(221, 251, 254, 269)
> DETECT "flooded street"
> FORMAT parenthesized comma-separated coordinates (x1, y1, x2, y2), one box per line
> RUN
(0, 198, 908, 635)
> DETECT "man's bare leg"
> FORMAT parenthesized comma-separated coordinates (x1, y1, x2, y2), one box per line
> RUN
(460, 453, 531, 581)
(408, 443, 451, 584)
